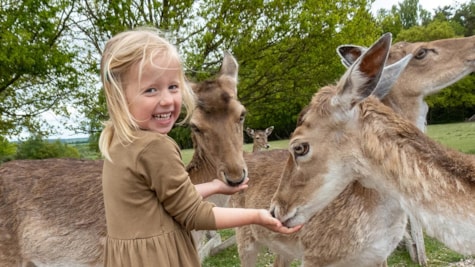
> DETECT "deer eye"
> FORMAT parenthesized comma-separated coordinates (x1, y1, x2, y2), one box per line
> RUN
(414, 48, 428, 60)
(292, 142, 309, 157)
(239, 111, 246, 123)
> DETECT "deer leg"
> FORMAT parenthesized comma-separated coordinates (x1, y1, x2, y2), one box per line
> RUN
(403, 214, 427, 266)
(236, 226, 259, 267)
(273, 254, 293, 267)
(405, 214, 427, 266)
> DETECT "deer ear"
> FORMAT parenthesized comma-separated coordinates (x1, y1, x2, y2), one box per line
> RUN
(245, 127, 254, 137)
(266, 126, 274, 135)
(338, 33, 391, 106)
(337, 45, 368, 68)
(372, 54, 412, 100)
(221, 51, 238, 79)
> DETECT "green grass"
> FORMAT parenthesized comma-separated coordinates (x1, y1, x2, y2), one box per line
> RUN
(198, 122, 475, 266)
(426, 122, 475, 154)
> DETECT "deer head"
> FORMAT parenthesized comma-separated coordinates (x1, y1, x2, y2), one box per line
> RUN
(270, 33, 411, 227)
(187, 52, 248, 186)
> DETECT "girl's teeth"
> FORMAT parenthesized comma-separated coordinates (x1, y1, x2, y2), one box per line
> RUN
(153, 113, 171, 119)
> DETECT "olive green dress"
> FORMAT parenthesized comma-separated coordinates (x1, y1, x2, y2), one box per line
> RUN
(102, 130, 216, 266)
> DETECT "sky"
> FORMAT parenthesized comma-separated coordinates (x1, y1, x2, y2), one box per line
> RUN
(372, 0, 467, 14)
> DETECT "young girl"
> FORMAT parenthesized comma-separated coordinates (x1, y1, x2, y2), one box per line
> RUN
(98, 27, 301, 266)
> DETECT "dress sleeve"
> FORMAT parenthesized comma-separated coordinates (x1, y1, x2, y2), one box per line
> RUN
(137, 135, 216, 231)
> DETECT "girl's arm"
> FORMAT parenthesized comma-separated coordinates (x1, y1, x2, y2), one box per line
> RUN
(195, 178, 249, 199)
(212, 207, 302, 234)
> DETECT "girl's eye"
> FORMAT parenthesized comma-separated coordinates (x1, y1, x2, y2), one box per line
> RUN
(144, 87, 157, 94)
(169, 84, 179, 91)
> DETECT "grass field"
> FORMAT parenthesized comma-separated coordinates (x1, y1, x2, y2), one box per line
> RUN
(180, 122, 475, 267)
(181, 122, 475, 165)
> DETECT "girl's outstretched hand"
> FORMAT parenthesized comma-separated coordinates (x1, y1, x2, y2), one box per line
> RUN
(257, 209, 303, 234)
(212, 178, 249, 195)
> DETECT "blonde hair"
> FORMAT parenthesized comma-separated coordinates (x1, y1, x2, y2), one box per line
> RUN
(98, 27, 196, 160)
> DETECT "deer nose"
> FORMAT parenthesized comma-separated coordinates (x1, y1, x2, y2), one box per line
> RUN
(224, 169, 247, 187)
(269, 206, 276, 218)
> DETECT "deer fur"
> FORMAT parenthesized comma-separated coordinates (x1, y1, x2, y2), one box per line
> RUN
(231, 34, 475, 266)
(245, 126, 274, 152)
(0, 52, 247, 266)
(231, 34, 408, 267)
(270, 32, 475, 258)
(337, 34, 475, 266)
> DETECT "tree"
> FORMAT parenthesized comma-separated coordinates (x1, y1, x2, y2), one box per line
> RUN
(70, 0, 380, 143)
(452, 0, 475, 36)
(375, 6, 403, 38)
(374, 0, 433, 43)
(0, 0, 82, 138)
(395, 20, 458, 42)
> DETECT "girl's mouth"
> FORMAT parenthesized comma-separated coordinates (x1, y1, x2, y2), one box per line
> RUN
(153, 112, 172, 120)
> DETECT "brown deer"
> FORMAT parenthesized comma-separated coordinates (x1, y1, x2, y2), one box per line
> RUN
(0, 52, 247, 266)
(270, 32, 475, 258)
(231, 34, 475, 266)
(245, 126, 274, 152)
(337, 34, 475, 265)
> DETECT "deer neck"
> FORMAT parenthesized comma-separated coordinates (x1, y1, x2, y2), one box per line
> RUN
(382, 91, 428, 131)
(357, 99, 475, 254)
(186, 149, 218, 185)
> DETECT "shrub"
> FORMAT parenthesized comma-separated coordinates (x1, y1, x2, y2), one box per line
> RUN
(15, 135, 80, 160)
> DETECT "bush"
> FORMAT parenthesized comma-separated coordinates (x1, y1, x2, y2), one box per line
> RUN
(0, 136, 17, 163)
(15, 135, 80, 160)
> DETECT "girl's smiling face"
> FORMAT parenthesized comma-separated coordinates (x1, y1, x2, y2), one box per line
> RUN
(125, 55, 183, 134)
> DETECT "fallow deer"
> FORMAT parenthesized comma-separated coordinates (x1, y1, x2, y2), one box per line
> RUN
(0, 52, 247, 266)
(245, 126, 274, 152)
(232, 34, 409, 267)
(337, 34, 475, 266)
(270, 32, 475, 257)
(231, 34, 475, 266)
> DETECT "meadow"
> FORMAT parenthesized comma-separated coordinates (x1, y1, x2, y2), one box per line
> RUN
(179, 122, 475, 267)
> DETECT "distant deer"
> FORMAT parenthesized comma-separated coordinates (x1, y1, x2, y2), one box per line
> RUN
(245, 126, 274, 152)
(270, 32, 475, 258)
(231, 34, 475, 266)
(0, 52, 247, 266)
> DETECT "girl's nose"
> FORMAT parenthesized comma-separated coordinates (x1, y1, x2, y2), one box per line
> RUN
(159, 91, 173, 106)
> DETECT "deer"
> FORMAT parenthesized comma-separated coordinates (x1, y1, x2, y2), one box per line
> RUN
(0, 52, 247, 266)
(230, 33, 475, 267)
(245, 126, 274, 152)
(337, 35, 475, 265)
(270, 32, 475, 259)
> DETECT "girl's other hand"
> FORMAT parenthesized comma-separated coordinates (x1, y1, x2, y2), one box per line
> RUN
(212, 178, 249, 195)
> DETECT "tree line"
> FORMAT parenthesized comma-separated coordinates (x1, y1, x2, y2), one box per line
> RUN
(1, 0, 474, 155)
